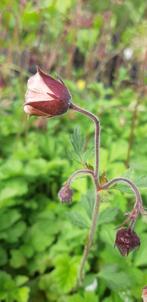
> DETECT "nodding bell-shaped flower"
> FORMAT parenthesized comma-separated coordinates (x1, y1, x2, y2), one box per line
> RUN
(58, 184, 73, 203)
(115, 227, 140, 256)
(24, 67, 71, 117)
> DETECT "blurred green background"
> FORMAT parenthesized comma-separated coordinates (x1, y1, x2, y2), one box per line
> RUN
(0, 0, 147, 301)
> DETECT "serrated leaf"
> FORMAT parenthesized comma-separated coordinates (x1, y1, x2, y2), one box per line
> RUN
(81, 191, 95, 219)
(70, 127, 86, 164)
(68, 211, 90, 229)
(70, 127, 85, 153)
(0, 159, 23, 180)
(52, 254, 80, 293)
(24, 158, 49, 177)
(97, 207, 118, 226)
(98, 265, 132, 290)
(25, 218, 59, 252)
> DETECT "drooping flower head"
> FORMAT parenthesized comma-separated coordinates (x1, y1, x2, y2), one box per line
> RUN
(58, 184, 73, 203)
(24, 67, 71, 117)
(115, 227, 140, 256)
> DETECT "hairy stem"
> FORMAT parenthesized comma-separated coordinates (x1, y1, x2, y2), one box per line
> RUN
(77, 191, 100, 286)
(101, 177, 143, 215)
(65, 168, 99, 286)
(69, 103, 101, 286)
(66, 169, 94, 186)
(70, 103, 100, 185)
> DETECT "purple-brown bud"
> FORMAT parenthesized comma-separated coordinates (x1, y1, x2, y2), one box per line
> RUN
(115, 227, 140, 256)
(24, 67, 71, 117)
(58, 184, 73, 203)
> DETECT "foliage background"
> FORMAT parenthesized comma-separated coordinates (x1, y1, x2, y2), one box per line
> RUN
(0, 0, 147, 301)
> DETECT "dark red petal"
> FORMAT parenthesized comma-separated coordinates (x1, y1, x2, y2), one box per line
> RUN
(47, 92, 59, 100)
(115, 228, 140, 256)
(37, 67, 71, 102)
(24, 105, 52, 117)
(26, 99, 70, 116)
(116, 244, 129, 256)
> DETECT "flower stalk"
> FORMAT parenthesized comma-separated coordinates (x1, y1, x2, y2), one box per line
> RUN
(66, 169, 95, 186)
(69, 103, 102, 286)
(77, 191, 100, 285)
(24, 68, 145, 289)
(67, 104, 145, 286)
(70, 103, 100, 185)
(100, 177, 144, 226)
(60, 102, 145, 286)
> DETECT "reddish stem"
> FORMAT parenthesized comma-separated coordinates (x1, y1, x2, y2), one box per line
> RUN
(70, 103, 100, 186)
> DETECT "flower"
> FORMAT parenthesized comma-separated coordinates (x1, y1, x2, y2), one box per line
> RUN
(115, 227, 140, 256)
(58, 184, 73, 203)
(24, 67, 71, 117)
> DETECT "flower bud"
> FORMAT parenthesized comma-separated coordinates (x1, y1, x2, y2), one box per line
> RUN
(24, 67, 71, 117)
(58, 184, 73, 203)
(115, 227, 140, 256)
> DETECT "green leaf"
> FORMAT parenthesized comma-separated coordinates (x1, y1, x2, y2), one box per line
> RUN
(10, 250, 26, 268)
(110, 140, 128, 162)
(25, 218, 59, 252)
(0, 209, 21, 232)
(81, 191, 95, 219)
(24, 158, 49, 177)
(134, 234, 147, 266)
(0, 271, 16, 300)
(98, 265, 132, 290)
(68, 211, 90, 229)
(102, 298, 112, 302)
(70, 127, 86, 164)
(15, 276, 29, 287)
(133, 175, 147, 189)
(99, 224, 116, 245)
(97, 207, 118, 226)
(0, 179, 28, 204)
(68, 292, 98, 302)
(22, 9, 40, 29)
(0, 247, 7, 266)
(56, 0, 72, 13)
(0, 159, 23, 180)
(122, 169, 147, 190)
(16, 286, 30, 302)
(5, 221, 26, 243)
(52, 255, 80, 293)
(28, 252, 52, 274)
